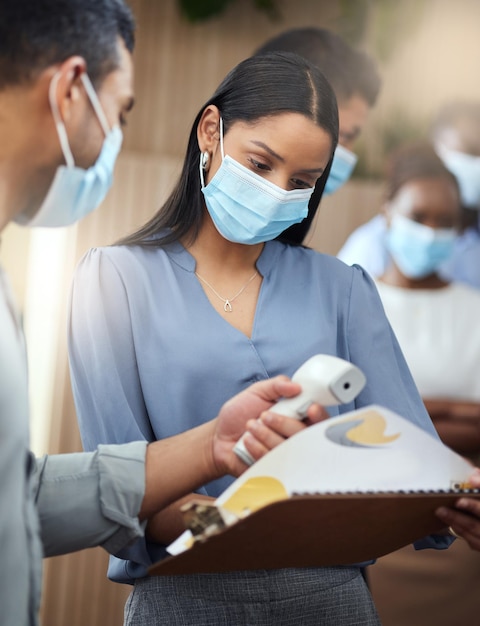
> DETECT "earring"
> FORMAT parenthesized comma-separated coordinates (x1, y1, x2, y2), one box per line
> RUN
(200, 151, 210, 171)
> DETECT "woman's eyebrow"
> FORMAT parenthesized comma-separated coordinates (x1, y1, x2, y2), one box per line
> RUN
(250, 140, 284, 162)
(249, 140, 324, 173)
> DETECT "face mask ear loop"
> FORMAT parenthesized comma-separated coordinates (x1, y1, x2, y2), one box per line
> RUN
(49, 71, 75, 168)
(199, 154, 206, 189)
(219, 116, 225, 159)
(80, 73, 111, 137)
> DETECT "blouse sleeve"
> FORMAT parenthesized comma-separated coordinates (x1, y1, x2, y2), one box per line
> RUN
(346, 264, 437, 437)
(68, 248, 159, 572)
(68, 248, 155, 451)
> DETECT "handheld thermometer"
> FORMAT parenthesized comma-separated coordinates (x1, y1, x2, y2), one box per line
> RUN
(233, 354, 366, 466)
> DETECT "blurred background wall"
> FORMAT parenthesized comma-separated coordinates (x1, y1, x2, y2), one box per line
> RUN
(1, 0, 479, 624)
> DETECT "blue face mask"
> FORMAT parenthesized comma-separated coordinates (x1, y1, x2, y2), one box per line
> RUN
(436, 143, 480, 209)
(385, 213, 457, 279)
(16, 71, 123, 228)
(200, 118, 314, 245)
(323, 144, 358, 195)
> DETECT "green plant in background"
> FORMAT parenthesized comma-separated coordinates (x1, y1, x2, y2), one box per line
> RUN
(354, 109, 430, 180)
(178, 0, 280, 22)
(337, 0, 427, 62)
(336, 0, 430, 180)
(177, 0, 431, 180)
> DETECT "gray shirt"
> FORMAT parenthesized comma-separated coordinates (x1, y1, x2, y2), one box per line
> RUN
(0, 264, 147, 626)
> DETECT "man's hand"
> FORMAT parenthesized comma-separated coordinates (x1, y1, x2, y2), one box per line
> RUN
(211, 375, 329, 477)
(436, 467, 480, 551)
(140, 376, 328, 522)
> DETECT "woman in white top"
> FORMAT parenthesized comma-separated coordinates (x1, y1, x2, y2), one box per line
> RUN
(368, 141, 480, 626)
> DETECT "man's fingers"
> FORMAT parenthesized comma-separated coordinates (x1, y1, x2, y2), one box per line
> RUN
(246, 417, 287, 449)
(254, 375, 301, 401)
(240, 431, 271, 463)
(304, 403, 330, 425)
(248, 409, 320, 443)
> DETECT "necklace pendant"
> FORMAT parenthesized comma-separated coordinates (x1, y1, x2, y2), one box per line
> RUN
(223, 299, 233, 312)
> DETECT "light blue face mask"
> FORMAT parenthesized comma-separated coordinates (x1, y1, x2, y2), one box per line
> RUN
(323, 144, 358, 195)
(385, 213, 457, 279)
(200, 118, 314, 245)
(16, 71, 123, 228)
(436, 143, 480, 209)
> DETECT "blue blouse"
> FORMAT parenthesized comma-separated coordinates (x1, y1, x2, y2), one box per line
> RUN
(68, 239, 448, 583)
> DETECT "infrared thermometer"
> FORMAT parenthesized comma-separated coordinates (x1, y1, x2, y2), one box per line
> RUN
(233, 354, 366, 466)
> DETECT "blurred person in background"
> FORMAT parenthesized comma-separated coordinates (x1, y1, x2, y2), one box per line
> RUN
(338, 101, 480, 288)
(366, 141, 480, 626)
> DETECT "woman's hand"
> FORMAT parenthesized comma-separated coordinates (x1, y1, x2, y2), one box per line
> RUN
(436, 467, 480, 551)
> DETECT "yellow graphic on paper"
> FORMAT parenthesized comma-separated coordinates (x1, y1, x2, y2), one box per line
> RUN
(451, 480, 474, 491)
(326, 410, 400, 448)
(221, 477, 288, 518)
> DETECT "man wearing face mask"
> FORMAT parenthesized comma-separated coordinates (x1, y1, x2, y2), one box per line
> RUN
(0, 3, 322, 625)
(254, 27, 381, 244)
(338, 100, 480, 288)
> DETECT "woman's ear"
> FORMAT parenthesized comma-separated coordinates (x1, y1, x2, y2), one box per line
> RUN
(197, 105, 221, 154)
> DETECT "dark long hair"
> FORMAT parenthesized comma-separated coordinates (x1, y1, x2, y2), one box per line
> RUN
(117, 51, 339, 248)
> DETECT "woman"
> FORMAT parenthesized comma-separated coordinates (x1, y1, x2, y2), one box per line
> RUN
(367, 141, 480, 626)
(68, 53, 448, 625)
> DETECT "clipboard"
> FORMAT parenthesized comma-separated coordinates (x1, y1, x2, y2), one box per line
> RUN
(149, 405, 480, 575)
(149, 491, 480, 576)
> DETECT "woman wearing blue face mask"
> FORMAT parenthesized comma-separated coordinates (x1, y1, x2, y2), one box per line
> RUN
(368, 141, 480, 626)
(68, 54, 451, 626)
(338, 101, 480, 289)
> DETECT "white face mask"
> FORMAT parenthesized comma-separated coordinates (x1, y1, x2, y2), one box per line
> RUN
(436, 143, 480, 209)
(15, 71, 123, 228)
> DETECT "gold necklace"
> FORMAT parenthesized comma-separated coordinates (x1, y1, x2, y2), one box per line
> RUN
(195, 270, 258, 312)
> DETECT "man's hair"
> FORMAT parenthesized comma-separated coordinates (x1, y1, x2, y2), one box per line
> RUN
(0, 0, 135, 89)
(255, 27, 381, 107)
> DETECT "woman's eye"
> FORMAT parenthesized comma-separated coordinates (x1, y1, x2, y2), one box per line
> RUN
(291, 177, 312, 189)
(248, 158, 270, 171)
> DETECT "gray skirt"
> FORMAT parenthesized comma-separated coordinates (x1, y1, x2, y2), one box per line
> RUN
(124, 566, 380, 625)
